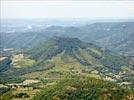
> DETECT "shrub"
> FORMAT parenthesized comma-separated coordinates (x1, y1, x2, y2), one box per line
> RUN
(12, 93, 30, 98)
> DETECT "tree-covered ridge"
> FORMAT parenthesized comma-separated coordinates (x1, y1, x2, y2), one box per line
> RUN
(23, 37, 134, 85)
(27, 37, 91, 59)
(27, 37, 129, 70)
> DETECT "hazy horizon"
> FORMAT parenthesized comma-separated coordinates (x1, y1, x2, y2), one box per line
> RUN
(1, 1, 134, 19)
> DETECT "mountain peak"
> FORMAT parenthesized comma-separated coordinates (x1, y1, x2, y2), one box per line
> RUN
(52, 36, 83, 50)
(27, 37, 91, 60)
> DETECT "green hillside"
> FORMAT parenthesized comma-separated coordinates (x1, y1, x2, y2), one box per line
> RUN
(33, 75, 134, 100)
(1, 37, 133, 83)
(0, 37, 134, 100)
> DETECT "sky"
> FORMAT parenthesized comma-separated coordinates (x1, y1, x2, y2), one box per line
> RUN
(1, 0, 134, 19)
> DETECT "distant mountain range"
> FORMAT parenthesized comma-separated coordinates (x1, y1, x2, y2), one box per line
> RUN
(1, 22, 134, 56)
